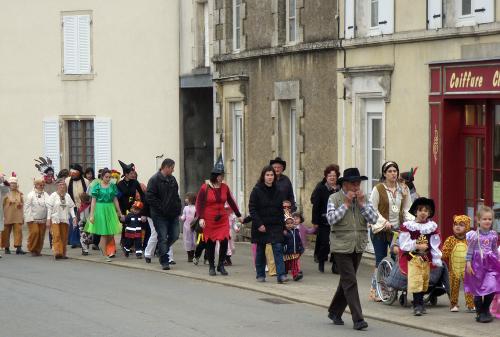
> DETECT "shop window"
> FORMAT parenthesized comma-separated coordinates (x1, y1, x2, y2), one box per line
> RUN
(231, 102, 245, 211)
(68, 120, 94, 169)
(456, 0, 494, 27)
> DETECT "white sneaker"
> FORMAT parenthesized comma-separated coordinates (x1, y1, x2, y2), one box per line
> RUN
(265, 265, 269, 272)
(450, 306, 459, 312)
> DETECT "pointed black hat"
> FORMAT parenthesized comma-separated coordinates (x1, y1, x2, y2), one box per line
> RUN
(212, 154, 224, 174)
(118, 160, 135, 176)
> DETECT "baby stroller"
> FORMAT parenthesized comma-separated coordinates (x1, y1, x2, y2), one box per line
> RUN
(375, 255, 450, 306)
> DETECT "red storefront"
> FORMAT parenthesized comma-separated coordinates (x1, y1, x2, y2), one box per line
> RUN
(429, 59, 500, 238)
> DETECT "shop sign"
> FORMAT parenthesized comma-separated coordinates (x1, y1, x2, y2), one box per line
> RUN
(445, 64, 500, 93)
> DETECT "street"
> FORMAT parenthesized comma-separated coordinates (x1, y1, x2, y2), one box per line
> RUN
(0, 255, 442, 337)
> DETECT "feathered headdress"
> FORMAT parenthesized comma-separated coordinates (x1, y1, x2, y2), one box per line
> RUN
(34, 156, 54, 175)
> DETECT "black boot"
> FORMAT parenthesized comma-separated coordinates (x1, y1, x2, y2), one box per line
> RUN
(187, 250, 194, 262)
(16, 247, 26, 255)
(225, 255, 232, 266)
(217, 265, 229, 276)
(209, 264, 216, 276)
(5, 248, 11, 254)
(318, 261, 325, 273)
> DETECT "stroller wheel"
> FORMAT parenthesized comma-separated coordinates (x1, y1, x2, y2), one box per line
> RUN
(375, 257, 398, 305)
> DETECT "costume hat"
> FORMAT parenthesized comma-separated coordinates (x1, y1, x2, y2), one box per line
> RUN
(118, 160, 135, 176)
(132, 200, 144, 210)
(69, 163, 83, 174)
(212, 154, 224, 174)
(453, 214, 471, 232)
(8, 172, 18, 184)
(34, 156, 54, 176)
(337, 168, 368, 185)
(409, 197, 435, 218)
(269, 157, 287, 171)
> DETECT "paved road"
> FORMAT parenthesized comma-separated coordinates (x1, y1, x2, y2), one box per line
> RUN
(0, 255, 442, 337)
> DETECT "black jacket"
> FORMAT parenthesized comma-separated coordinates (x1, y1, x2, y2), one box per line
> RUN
(276, 174, 295, 210)
(145, 171, 181, 219)
(283, 228, 304, 255)
(249, 182, 285, 244)
(310, 179, 338, 227)
(117, 179, 149, 216)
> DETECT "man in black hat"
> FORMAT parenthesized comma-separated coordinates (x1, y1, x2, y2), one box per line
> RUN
(66, 163, 89, 248)
(326, 168, 378, 331)
(146, 158, 182, 270)
(269, 157, 295, 210)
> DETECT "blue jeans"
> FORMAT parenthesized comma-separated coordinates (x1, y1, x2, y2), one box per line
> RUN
(370, 228, 395, 267)
(255, 242, 286, 280)
(152, 216, 179, 266)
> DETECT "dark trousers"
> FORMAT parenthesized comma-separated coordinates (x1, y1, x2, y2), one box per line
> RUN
(329, 252, 364, 322)
(413, 292, 424, 308)
(152, 215, 179, 266)
(93, 234, 101, 246)
(474, 293, 495, 314)
(314, 226, 331, 263)
(255, 242, 286, 280)
(206, 239, 228, 267)
(194, 240, 207, 260)
(370, 229, 395, 267)
(124, 236, 143, 253)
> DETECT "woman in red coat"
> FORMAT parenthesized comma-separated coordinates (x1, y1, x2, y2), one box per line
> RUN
(196, 156, 242, 276)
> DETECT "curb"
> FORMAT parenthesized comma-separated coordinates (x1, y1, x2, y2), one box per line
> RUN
(52, 252, 466, 337)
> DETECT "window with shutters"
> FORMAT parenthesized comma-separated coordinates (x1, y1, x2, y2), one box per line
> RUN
(368, 0, 394, 36)
(456, 0, 494, 26)
(286, 0, 297, 43)
(345, 0, 355, 39)
(61, 11, 93, 79)
(427, 0, 443, 29)
(68, 120, 94, 169)
(231, 102, 245, 211)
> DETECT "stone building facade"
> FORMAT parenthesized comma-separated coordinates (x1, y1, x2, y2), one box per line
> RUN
(212, 0, 339, 218)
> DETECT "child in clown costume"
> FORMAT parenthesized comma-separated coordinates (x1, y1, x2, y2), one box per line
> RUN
(441, 215, 475, 312)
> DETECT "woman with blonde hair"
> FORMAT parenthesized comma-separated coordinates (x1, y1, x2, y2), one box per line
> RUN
(25, 177, 50, 256)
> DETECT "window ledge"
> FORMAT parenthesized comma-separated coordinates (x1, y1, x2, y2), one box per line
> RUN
(61, 73, 95, 81)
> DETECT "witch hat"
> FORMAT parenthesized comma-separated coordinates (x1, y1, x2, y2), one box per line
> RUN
(118, 160, 135, 177)
(212, 154, 224, 174)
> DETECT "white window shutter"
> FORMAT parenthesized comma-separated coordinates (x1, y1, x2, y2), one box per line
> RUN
(345, 0, 355, 39)
(427, 0, 443, 29)
(378, 0, 394, 34)
(94, 117, 112, 170)
(63, 16, 78, 74)
(78, 15, 91, 73)
(475, 0, 494, 24)
(43, 118, 60, 174)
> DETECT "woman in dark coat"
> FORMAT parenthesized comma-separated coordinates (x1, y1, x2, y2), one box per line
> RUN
(310, 164, 340, 273)
(249, 165, 287, 283)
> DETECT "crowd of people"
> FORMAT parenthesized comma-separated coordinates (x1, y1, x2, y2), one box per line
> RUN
(0, 155, 499, 330)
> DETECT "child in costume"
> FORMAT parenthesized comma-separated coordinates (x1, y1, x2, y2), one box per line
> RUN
(399, 197, 442, 316)
(193, 223, 208, 265)
(2, 174, 26, 255)
(123, 201, 146, 258)
(442, 215, 475, 312)
(489, 246, 500, 319)
(283, 210, 304, 281)
(77, 192, 93, 256)
(294, 211, 315, 249)
(180, 192, 196, 262)
(464, 206, 500, 323)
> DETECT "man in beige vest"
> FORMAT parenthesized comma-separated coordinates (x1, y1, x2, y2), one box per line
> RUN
(326, 168, 378, 331)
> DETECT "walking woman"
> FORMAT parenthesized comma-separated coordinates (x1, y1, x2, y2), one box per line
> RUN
(2, 175, 26, 255)
(249, 165, 288, 283)
(196, 156, 242, 276)
(368, 161, 412, 300)
(311, 164, 340, 273)
(46, 179, 77, 259)
(85, 168, 124, 262)
(25, 178, 50, 256)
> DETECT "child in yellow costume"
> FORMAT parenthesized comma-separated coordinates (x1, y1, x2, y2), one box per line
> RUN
(442, 215, 475, 312)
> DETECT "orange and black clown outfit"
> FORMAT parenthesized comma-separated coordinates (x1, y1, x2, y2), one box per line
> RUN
(441, 215, 474, 310)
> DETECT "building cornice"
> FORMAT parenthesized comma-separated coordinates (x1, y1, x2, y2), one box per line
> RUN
(343, 23, 500, 49)
(337, 64, 394, 75)
(212, 40, 339, 63)
(212, 74, 249, 83)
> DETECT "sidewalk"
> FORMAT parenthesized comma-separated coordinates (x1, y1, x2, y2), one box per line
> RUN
(26, 234, 499, 337)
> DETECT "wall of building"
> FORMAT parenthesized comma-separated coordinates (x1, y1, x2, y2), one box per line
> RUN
(0, 0, 180, 192)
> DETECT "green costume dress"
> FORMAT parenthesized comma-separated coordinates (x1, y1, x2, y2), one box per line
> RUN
(85, 182, 122, 235)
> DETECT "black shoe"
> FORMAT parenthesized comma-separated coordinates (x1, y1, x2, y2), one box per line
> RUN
(122, 247, 130, 258)
(328, 312, 344, 325)
(161, 264, 170, 270)
(479, 312, 493, 323)
(55, 255, 63, 260)
(414, 306, 423, 316)
(136, 253, 143, 259)
(209, 266, 216, 276)
(92, 244, 100, 251)
(225, 256, 232, 266)
(61, 256, 68, 259)
(293, 273, 303, 281)
(318, 261, 325, 273)
(82, 251, 89, 256)
(145, 257, 151, 263)
(5, 248, 11, 254)
(169, 260, 176, 265)
(71, 244, 78, 249)
(277, 275, 289, 284)
(353, 320, 368, 330)
(217, 265, 229, 276)
(16, 247, 26, 255)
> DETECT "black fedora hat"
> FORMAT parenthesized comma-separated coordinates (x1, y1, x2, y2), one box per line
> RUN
(337, 168, 368, 185)
(409, 197, 435, 218)
(269, 157, 287, 171)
